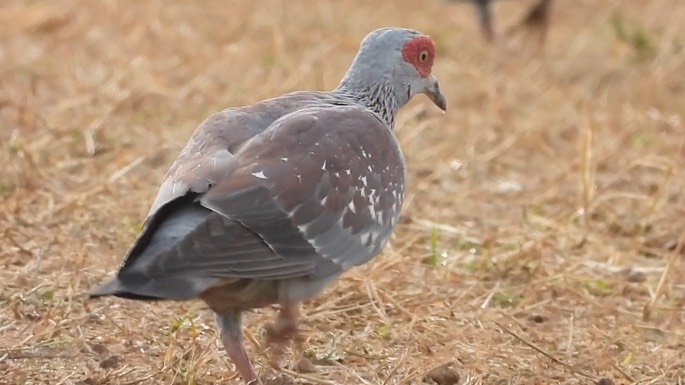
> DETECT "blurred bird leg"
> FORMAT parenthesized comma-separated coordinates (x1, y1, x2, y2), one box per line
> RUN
(216, 311, 259, 384)
(506, 0, 553, 47)
(264, 303, 303, 370)
(266, 302, 300, 344)
(474, 0, 496, 43)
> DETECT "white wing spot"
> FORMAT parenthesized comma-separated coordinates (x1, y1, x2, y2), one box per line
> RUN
(361, 176, 368, 186)
(321, 160, 327, 171)
(281, 157, 288, 162)
(360, 231, 371, 245)
(345, 169, 351, 175)
(287, 204, 302, 219)
(367, 189, 378, 206)
(369, 209, 377, 221)
(299, 221, 313, 233)
(347, 200, 357, 213)
(251, 170, 268, 180)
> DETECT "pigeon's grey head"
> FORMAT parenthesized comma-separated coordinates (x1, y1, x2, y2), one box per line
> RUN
(337, 27, 447, 112)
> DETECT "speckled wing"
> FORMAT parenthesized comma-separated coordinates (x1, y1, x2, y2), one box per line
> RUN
(145, 92, 337, 216)
(202, 105, 406, 275)
(92, 104, 405, 300)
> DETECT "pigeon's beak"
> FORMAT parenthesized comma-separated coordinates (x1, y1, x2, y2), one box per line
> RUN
(423, 74, 447, 112)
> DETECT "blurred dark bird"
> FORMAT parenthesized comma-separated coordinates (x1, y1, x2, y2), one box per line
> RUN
(445, 0, 554, 46)
(88, 27, 446, 384)
(506, 0, 554, 46)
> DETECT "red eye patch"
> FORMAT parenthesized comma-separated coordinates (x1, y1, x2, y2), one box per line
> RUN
(401, 35, 436, 78)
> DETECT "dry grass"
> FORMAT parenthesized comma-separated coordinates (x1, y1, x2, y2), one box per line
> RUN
(1, 0, 684, 384)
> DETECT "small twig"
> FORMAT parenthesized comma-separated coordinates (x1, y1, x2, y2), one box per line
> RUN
(333, 359, 377, 385)
(581, 118, 594, 230)
(108, 155, 146, 183)
(566, 313, 574, 354)
(477, 126, 526, 163)
(4, 229, 34, 256)
(644, 227, 685, 321)
(496, 322, 594, 378)
(306, 302, 369, 321)
(342, 349, 390, 360)
(410, 218, 481, 244)
(480, 281, 500, 310)
(377, 287, 416, 320)
(34, 183, 107, 224)
(54, 372, 75, 385)
(364, 280, 390, 325)
(610, 362, 636, 383)
(643, 164, 674, 224)
(276, 367, 341, 385)
(118, 369, 157, 385)
(382, 347, 409, 385)
(1, 347, 78, 360)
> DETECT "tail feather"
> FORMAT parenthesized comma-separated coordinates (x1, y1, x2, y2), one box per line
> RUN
(88, 275, 219, 301)
(87, 277, 162, 301)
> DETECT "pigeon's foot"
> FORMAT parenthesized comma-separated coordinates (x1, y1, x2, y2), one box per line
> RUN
(265, 303, 300, 344)
(264, 303, 303, 370)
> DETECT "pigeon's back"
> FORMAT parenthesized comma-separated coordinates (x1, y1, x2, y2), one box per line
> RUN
(89, 90, 401, 308)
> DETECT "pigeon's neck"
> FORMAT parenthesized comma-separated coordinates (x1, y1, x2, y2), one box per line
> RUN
(333, 81, 404, 129)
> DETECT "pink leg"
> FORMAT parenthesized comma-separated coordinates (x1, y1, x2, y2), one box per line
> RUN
(216, 311, 258, 385)
(264, 303, 316, 374)
(265, 303, 300, 344)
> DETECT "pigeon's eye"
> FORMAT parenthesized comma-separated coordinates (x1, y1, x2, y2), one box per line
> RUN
(418, 50, 429, 62)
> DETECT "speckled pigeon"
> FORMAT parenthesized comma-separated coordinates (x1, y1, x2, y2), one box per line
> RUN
(90, 27, 446, 384)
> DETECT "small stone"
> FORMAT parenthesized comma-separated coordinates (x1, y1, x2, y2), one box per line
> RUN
(90, 343, 110, 357)
(99, 355, 121, 369)
(663, 239, 677, 250)
(294, 357, 317, 373)
(495, 180, 523, 194)
(625, 270, 646, 283)
(424, 362, 460, 385)
(596, 378, 615, 385)
(529, 314, 546, 323)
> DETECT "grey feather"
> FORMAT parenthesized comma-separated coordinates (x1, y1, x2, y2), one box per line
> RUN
(90, 27, 442, 313)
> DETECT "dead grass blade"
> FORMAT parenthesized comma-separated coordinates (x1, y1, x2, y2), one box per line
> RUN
(643, 227, 685, 321)
(495, 322, 595, 379)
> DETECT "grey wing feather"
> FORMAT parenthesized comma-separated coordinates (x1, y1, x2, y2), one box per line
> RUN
(98, 103, 404, 300)
(147, 149, 237, 215)
(201, 105, 405, 274)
